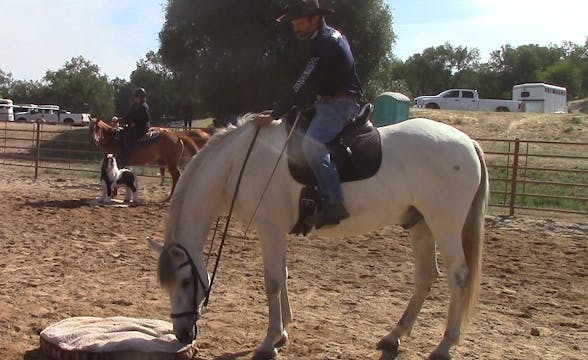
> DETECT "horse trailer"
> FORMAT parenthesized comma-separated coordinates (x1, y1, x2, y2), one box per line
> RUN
(512, 83, 567, 113)
(0, 98, 14, 121)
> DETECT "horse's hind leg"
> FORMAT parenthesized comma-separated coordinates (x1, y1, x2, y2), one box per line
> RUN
(378, 220, 438, 356)
(428, 230, 469, 360)
(166, 165, 180, 201)
(159, 165, 166, 186)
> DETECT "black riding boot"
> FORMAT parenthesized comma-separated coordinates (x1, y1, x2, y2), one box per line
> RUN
(312, 198, 350, 229)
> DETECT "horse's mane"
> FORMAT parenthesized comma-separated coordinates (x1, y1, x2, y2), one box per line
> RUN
(164, 113, 260, 246)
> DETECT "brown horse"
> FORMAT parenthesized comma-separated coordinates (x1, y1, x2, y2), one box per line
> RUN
(158, 129, 212, 185)
(89, 119, 185, 199)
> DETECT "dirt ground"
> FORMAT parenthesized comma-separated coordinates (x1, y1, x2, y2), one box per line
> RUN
(0, 170, 586, 360)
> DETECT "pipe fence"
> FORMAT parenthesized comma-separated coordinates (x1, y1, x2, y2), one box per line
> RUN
(0, 121, 586, 216)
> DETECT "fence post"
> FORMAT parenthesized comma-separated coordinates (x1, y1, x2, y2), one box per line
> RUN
(34, 120, 41, 180)
(509, 137, 520, 216)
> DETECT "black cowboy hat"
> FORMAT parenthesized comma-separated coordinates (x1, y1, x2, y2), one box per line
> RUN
(277, 0, 335, 23)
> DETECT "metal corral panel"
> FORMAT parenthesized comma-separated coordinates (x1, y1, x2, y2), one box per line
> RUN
(373, 92, 411, 127)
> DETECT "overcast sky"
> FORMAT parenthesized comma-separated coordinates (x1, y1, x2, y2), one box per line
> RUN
(0, 0, 586, 82)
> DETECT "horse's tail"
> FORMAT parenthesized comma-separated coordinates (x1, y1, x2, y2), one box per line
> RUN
(176, 134, 199, 157)
(461, 140, 488, 327)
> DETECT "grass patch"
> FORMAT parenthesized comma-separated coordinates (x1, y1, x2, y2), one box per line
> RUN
(570, 116, 582, 125)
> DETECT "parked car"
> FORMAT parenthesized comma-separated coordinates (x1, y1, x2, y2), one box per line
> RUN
(415, 89, 522, 112)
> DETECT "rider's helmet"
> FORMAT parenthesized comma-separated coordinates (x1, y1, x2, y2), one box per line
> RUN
(134, 88, 147, 98)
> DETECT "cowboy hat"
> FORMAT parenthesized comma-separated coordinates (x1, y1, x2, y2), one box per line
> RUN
(277, 0, 335, 23)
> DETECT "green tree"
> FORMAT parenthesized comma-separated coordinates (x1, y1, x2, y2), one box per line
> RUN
(44, 56, 114, 118)
(129, 51, 177, 123)
(0, 69, 13, 98)
(111, 77, 134, 118)
(159, 0, 395, 116)
(397, 43, 480, 97)
(8, 80, 48, 104)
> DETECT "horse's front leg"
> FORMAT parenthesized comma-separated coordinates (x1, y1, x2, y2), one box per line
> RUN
(253, 224, 288, 360)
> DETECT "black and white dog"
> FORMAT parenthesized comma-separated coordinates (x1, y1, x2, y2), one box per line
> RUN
(100, 154, 140, 204)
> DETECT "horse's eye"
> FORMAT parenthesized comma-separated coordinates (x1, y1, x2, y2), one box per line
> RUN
(181, 278, 191, 289)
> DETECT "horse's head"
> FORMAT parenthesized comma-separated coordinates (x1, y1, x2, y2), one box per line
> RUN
(149, 239, 210, 344)
(89, 119, 103, 147)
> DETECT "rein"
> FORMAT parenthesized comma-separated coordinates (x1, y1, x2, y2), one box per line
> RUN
(204, 125, 261, 306)
(173, 115, 299, 328)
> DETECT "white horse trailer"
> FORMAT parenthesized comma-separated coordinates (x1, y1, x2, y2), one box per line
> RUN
(0, 98, 14, 121)
(512, 83, 567, 113)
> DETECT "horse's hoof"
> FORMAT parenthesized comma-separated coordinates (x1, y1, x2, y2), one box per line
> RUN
(376, 338, 399, 352)
(274, 334, 288, 348)
(427, 352, 450, 360)
(377, 338, 400, 360)
(251, 350, 277, 360)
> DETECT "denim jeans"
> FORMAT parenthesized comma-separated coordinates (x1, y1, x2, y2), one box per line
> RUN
(119, 127, 145, 166)
(302, 98, 360, 205)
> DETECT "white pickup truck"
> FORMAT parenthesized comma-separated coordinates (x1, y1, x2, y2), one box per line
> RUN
(415, 89, 522, 112)
(14, 106, 90, 125)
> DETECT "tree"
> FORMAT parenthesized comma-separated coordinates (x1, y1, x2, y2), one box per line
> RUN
(44, 56, 114, 118)
(129, 51, 178, 123)
(0, 69, 13, 98)
(8, 80, 48, 104)
(398, 43, 480, 97)
(111, 77, 134, 118)
(160, 0, 395, 116)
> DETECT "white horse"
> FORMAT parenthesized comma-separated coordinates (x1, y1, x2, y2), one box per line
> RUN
(148, 114, 488, 360)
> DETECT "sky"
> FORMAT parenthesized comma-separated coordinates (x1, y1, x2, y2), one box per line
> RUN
(0, 0, 586, 82)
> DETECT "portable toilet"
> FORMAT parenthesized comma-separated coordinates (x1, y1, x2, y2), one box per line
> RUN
(372, 92, 411, 127)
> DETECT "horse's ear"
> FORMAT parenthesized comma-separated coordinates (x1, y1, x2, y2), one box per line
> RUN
(147, 237, 163, 255)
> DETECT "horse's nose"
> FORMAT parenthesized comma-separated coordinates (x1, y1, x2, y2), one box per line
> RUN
(175, 324, 197, 344)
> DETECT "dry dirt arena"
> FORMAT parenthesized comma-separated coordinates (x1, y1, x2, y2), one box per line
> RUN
(0, 171, 586, 360)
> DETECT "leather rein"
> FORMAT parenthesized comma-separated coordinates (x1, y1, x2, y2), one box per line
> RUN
(170, 115, 300, 332)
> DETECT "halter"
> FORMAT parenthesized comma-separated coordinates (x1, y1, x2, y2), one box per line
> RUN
(169, 244, 209, 324)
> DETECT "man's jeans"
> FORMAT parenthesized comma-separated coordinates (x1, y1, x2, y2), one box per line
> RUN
(119, 127, 144, 167)
(302, 98, 360, 205)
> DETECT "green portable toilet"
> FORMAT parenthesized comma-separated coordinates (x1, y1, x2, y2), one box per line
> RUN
(372, 92, 411, 127)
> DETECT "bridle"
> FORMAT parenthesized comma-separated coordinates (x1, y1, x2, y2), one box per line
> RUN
(169, 244, 209, 327)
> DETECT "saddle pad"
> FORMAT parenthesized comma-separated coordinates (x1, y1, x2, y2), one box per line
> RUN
(137, 130, 160, 143)
(40, 316, 196, 360)
(286, 109, 383, 186)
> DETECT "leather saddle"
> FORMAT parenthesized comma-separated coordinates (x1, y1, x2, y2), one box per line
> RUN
(285, 104, 383, 236)
(114, 128, 161, 145)
(285, 103, 382, 186)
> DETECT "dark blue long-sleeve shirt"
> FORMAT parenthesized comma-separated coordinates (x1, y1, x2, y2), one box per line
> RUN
(122, 102, 151, 131)
(271, 23, 362, 119)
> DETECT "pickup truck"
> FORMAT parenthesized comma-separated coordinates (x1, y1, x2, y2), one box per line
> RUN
(415, 89, 522, 112)
(58, 110, 91, 126)
(15, 106, 90, 125)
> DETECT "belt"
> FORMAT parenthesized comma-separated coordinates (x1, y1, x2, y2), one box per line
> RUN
(318, 93, 358, 101)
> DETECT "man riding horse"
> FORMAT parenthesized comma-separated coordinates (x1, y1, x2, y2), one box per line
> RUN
(118, 87, 151, 168)
(255, 0, 362, 227)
